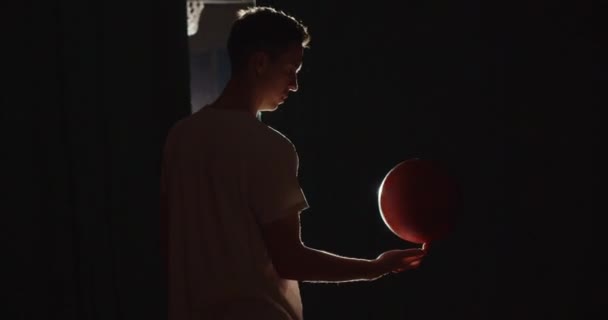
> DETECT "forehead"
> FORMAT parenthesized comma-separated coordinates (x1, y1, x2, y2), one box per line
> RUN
(278, 43, 304, 65)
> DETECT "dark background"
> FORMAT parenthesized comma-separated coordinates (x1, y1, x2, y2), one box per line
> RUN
(3, 0, 600, 319)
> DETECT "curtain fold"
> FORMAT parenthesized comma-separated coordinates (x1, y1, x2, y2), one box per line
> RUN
(4, 1, 191, 319)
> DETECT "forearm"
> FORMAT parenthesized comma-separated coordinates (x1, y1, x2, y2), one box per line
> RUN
(280, 246, 379, 283)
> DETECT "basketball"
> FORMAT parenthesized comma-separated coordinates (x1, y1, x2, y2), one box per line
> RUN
(378, 159, 461, 244)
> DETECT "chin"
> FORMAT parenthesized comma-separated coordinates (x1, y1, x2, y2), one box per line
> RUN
(271, 99, 284, 108)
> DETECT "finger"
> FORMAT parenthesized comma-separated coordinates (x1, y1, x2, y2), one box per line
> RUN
(393, 260, 421, 273)
(401, 248, 426, 258)
(396, 261, 420, 272)
(401, 255, 425, 263)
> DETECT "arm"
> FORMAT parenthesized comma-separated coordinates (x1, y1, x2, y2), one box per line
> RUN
(255, 139, 424, 281)
(260, 212, 425, 283)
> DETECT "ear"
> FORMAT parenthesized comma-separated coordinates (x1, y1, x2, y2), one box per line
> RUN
(250, 51, 269, 76)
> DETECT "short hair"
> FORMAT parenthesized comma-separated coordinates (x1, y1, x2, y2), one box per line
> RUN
(227, 7, 311, 73)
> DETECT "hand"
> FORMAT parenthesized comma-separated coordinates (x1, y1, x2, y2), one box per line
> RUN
(371, 246, 426, 279)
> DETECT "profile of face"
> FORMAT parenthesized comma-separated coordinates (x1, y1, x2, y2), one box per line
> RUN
(253, 43, 303, 111)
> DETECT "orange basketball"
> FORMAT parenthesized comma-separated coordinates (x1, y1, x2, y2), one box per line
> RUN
(378, 159, 461, 244)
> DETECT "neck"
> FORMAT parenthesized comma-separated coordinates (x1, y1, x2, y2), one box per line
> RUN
(209, 74, 262, 117)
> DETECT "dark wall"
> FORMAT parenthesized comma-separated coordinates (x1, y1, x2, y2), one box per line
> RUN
(260, 1, 598, 319)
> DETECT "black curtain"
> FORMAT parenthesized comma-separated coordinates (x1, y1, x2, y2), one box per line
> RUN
(4, 1, 599, 319)
(5, 1, 190, 319)
(259, 1, 598, 319)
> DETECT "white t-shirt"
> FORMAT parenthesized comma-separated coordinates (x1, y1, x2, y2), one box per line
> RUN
(162, 107, 309, 320)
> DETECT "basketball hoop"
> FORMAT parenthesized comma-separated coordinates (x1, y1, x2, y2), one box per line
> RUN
(186, 0, 255, 37)
(187, 0, 205, 36)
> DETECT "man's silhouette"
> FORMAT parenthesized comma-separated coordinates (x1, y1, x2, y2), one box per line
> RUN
(161, 7, 426, 320)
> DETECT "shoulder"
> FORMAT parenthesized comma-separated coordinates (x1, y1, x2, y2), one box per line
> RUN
(265, 125, 296, 149)
(254, 123, 298, 156)
(163, 115, 191, 147)
(242, 123, 300, 172)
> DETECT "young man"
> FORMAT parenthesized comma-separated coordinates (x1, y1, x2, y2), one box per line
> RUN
(161, 7, 426, 320)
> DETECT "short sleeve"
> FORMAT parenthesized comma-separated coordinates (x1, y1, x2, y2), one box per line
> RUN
(249, 138, 309, 225)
